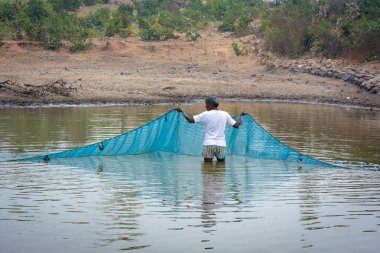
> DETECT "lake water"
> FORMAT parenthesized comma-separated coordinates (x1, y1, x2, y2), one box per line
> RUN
(0, 102, 379, 252)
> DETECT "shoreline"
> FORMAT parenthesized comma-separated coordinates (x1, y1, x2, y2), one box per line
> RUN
(1, 35, 379, 110)
(1, 97, 379, 111)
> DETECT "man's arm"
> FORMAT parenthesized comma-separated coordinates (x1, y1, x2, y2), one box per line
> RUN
(175, 108, 195, 123)
(232, 111, 245, 128)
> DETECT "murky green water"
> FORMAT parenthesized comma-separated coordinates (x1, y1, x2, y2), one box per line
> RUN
(0, 102, 379, 252)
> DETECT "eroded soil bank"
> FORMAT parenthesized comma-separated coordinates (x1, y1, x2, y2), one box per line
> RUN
(1, 32, 379, 108)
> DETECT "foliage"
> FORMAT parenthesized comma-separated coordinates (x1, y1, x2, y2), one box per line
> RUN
(232, 41, 245, 56)
(308, 20, 347, 58)
(138, 12, 178, 40)
(185, 30, 200, 41)
(42, 13, 65, 50)
(0, 1, 15, 22)
(209, 0, 253, 35)
(0, 0, 378, 59)
(84, 5, 134, 38)
(65, 15, 91, 52)
(348, 16, 380, 59)
(133, 0, 178, 40)
(181, 0, 211, 40)
(263, 9, 309, 57)
(261, 0, 380, 59)
(47, 0, 80, 13)
(83, 0, 97, 6)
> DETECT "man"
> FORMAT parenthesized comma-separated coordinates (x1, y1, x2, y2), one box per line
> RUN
(176, 97, 244, 162)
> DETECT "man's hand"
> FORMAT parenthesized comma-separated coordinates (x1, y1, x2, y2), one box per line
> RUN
(233, 111, 245, 128)
(175, 108, 195, 123)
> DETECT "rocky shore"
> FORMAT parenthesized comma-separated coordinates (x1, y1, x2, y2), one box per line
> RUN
(268, 58, 380, 96)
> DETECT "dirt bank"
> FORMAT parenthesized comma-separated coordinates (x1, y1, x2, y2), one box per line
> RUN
(0, 31, 379, 108)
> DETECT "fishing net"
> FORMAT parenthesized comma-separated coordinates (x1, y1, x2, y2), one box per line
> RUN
(20, 109, 334, 166)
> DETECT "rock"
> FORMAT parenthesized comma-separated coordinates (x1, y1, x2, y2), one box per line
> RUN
(163, 86, 176, 91)
(266, 62, 275, 71)
(333, 71, 344, 79)
(360, 77, 380, 94)
(318, 69, 328, 77)
(258, 56, 378, 95)
(342, 73, 351, 81)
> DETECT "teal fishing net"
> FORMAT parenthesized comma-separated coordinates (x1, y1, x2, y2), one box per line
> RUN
(20, 109, 334, 166)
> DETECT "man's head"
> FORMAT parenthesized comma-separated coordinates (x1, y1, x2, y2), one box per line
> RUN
(205, 96, 219, 110)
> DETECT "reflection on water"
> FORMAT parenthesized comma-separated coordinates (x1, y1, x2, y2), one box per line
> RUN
(201, 162, 226, 235)
(1, 154, 379, 252)
(0, 102, 380, 252)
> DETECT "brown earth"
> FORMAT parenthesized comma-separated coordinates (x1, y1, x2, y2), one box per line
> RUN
(0, 30, 379, 108)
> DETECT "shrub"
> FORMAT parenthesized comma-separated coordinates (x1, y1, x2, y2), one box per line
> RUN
(181, 0, 211, 40)
(65, 15, 91, 52)
(231, 41, 249, 56)
(69, 41, 91, 52)
(48, 0, 80, 13)
(42, 14, 66, 50)
(182, 0, 211, 27)
(85, 8, 111, 30)
(0, 1, 16, 22)
(348, 17, 380, 59)
(185, 30, 201, 41)
(83, 0, 97, 6)
(138, 12, 178, 40)
(232, 41, 243, 56)
(118, 4, 133, 16)
(210, 0, 253, 35)
(85, 6, 134, 38)
(309, 20, 347, 58)
(263, 10, 310, 58)
(26, 0, 49, 22)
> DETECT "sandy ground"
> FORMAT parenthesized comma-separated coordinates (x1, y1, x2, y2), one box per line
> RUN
(1, 30, 379, 108)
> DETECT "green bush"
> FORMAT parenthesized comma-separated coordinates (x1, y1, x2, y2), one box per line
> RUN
(69, 41, 91, 52)
(48, 0, 80, 13)
(232, 41, 242, 56)
(83, 0, 97, 6)
(208, 0, 253, 35)
(26, 0, 49, 22)
(118, 3, 133, 16)
(0, 1, 16, 22)
(181, 0, 211, 29)
(138, 12, 178, 41)
(84, 6, 134, 38)
(85, 8, 110, 30)
(263, 10, 310, 57)
(65, 15, 91, 52)
(185, 30, 201, 41)
(348, 17, 380, 59)
(42, 13, 66, 50)
(309, 20, 347, 58)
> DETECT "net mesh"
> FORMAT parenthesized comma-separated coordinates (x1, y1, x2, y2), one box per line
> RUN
(20, 109, 334, 166)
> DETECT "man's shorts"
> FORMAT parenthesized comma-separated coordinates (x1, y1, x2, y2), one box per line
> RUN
(202, 145, 226, 160)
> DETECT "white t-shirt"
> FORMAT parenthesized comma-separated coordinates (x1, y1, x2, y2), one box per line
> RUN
(193, 110, 236, 146)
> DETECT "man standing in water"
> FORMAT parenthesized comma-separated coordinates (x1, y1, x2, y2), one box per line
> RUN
(176, 97, 244, 162)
